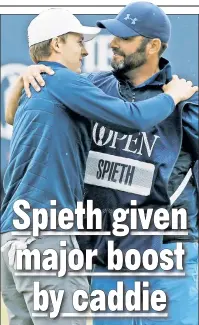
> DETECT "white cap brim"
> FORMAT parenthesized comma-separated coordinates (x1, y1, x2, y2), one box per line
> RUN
(78, 26, 101, 41)
(66, 25, 101, 42)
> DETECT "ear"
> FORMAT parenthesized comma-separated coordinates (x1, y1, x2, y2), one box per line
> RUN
(50, 38, 62, 53)
(147, 38, 161, 56)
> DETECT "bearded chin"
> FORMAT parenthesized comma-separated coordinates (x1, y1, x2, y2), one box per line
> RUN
(111, 59, 125, 71)
(111, 58, 135, 75)
(111, 53, 147, 75)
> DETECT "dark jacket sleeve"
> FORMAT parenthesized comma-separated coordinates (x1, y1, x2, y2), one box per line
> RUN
(182, 92, 199, 161)
(47, 68, 175, 134)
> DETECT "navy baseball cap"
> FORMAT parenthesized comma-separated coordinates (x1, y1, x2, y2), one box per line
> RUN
(97, 1, 171, 43)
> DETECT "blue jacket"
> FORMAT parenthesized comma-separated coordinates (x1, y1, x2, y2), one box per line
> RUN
(80, 58, 198, 265)
(1, 61, 175, 233)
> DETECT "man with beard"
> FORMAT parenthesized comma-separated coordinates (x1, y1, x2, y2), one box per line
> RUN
(5, 2, 198, 325)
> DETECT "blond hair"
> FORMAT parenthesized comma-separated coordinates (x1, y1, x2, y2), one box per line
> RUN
(29, 33, 69, 63)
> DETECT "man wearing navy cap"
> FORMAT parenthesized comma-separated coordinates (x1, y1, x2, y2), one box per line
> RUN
(5, 2, 198, 325)
(91, 4, 198, 325)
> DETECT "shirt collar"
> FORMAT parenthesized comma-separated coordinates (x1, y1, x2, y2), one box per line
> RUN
(38, 61, 67, 69)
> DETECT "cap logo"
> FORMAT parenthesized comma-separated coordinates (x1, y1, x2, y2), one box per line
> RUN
(124, 14, 138, 25)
